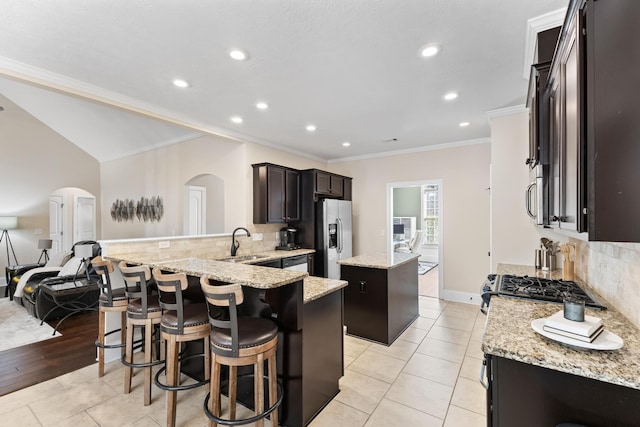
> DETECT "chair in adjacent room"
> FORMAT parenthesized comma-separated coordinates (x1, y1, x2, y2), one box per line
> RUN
(119, 261, 163, 406)
(152, 268, 211, 427)
(91, 257, 128, 378)
(200, 277, 282, 427)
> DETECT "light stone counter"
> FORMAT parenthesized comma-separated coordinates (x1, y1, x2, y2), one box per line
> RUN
(337, 252, 420, 269)
(303, 276, 347, 304)
(108, 255, 307, 289)
(483, 263, 640, 390)
(219, 249, 316, 265)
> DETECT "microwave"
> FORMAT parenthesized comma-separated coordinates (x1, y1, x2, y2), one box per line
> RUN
(525, 164, 549, 225)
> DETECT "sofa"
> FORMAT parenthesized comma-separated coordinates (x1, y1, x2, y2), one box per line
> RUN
(14, 240, 102, 321)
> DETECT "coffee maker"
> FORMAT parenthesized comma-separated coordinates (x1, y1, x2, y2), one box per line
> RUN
(276, 227, 300, 250)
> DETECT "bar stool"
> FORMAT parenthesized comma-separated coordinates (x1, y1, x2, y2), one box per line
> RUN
(119, 261, 163, 406)
(91, 257, 128, 378)
(152, 268, 211, 427)
(200, 277, 283, 427)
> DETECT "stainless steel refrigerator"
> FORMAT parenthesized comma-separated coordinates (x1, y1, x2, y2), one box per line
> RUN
(318, 199, 352, 279)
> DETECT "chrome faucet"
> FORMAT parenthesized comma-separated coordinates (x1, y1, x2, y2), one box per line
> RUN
(230, 227, 251, 256)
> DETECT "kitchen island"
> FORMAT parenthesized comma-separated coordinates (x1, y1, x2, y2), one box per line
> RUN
(482, 264, 640, 426)
(108, 254, 347, 427)
(338, 252, 419, 345)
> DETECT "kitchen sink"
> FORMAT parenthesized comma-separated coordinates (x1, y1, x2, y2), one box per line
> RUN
(218, 254, 269, 263)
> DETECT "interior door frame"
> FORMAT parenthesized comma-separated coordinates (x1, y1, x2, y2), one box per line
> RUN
(73, 195, 96, 243)
(386, 179, 443, 298)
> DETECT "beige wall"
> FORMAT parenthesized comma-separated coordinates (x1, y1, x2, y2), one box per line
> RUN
(0, 94, 100, 277)
(100, 134, 248, 239)
(329, 143, 491, 299)
(489, 110, 541, 270)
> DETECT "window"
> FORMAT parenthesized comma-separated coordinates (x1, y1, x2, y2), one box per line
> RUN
(423, 184, 439, 245)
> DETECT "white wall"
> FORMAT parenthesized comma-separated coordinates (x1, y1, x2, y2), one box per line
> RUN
(489, 108, 541, 271)
(330, 142, 491, 300)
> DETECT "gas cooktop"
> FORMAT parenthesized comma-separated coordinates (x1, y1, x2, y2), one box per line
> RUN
(482, 274, 606, 310)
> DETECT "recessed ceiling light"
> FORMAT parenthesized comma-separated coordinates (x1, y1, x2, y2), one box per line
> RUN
(229, 49, 249, 61)
(172, 79, 190, 88)
(419, 43, 441, 58)
(342, 141, 351, 147)
(306, 124, 316, 132)
(230, 116, 243, 124)
(256, 102, 269, 110)
(459, 121, 470, 127)
(443, 92, 458, 101)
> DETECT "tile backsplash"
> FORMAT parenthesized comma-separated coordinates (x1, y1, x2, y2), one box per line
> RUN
(572, 238, 640, 329)
(101, 224, 283, 261)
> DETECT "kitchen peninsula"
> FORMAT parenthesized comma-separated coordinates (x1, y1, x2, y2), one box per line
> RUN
(482, 264, 640, 426)
(107, 251, 347, 427)
(338, 252, 419, 345)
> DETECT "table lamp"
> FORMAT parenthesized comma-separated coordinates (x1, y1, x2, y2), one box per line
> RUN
(38, 239, 53, 264)
(0, 216, 19, 266)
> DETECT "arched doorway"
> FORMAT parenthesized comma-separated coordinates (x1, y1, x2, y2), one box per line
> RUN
(184, 174, 224, 235)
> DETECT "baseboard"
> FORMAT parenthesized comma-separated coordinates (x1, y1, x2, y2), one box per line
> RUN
(442, 289, 482, 306)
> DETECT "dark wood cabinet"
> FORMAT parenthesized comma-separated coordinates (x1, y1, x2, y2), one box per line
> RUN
(486, 355, 640, 426)
(252, 163, 300, 224)
(585, 0, 640, 242)
(526, 61, 551, 168)
(305, 169, 347, 199)
(547, 0, 587, 232)
(341, 259, 419, 345)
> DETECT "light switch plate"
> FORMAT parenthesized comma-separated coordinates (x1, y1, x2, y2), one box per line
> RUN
(34, 228, 43, 235)
(252, 233, 263, 241)
(158, 241, 170, 249)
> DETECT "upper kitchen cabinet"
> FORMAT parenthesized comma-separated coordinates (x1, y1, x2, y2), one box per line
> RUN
(303, 169, 352, 201)
(547, 0, 587, 233)
(252, 163, 300, 224)
(542, 0, 640, 241)
(585, 0, 640, 242)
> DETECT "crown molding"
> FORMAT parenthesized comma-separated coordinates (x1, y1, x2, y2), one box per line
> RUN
(486, 104, 527, 120)
(522, 8, 566, 79)
(328, 137, 490, 164)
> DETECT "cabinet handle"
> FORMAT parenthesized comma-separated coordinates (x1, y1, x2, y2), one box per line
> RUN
(359, 281, 366, 293)
(479, 355, 489, 390)
(551, 215, 566, 222)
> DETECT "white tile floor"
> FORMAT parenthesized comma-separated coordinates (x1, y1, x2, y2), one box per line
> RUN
(0, 296, 486, 426)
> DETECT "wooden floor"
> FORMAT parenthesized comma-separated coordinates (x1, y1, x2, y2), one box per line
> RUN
(0, 311, 99, 397)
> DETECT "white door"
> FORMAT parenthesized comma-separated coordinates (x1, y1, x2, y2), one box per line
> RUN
(187, 186, 206, 235)
(74, 196, 96, 242)
(49, 195, 64, 254)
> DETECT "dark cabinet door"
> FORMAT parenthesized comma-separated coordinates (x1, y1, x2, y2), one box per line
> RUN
(267, 166, 286, 223)
(329, 175, 343, 198)
(315, 172, 332, 195)
(586, 0, 640, 241)
(285, 169, 300, 222)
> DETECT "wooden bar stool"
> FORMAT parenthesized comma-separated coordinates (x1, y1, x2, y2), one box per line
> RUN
(119, 261, 163, 406)
(152, 268, 211, 427)
(91, 257, 128, 378)
(200, 277, 283, 427)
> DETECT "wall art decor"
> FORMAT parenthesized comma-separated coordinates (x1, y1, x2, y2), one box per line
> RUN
(111, 196, 163, 222)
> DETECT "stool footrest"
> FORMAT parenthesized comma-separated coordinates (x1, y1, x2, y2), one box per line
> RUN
(203, 375, 283, 426)
(120, 353, 164, 369)
(154, 353, 210, 392)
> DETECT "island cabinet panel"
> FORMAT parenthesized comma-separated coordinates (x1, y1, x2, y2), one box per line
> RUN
(489, 355, 640, 427)
(341, 258, 419, 345)
(302, 289, 343, 424)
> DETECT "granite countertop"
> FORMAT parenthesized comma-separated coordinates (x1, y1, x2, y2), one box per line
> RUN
(483, 263, 640, 390)
(337, 252, 420, 269)
(303, 276, 347, 304)
(223, 248, 316, 264)
(108, 254, 307, 290)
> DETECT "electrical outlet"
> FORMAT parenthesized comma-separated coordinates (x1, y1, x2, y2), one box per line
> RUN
(252, 233, 263, 241)
(276, 232, 280, 241)
(158, 241, 170, 249)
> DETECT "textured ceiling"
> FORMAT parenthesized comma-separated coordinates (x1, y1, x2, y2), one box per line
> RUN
(0, 0, 567, 162)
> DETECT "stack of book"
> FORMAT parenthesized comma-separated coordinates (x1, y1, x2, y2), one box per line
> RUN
(543, 310, 604, 343)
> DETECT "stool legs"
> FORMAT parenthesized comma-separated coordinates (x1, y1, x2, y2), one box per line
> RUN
(166, 335, 179, 427)
(98, 310, 106, 378)
(268, 350, 278, 427)
(209, 354, 222, 427)
(255, 353, 265, 427)
(143, 319, 153, 406)
(124, 319, 134, 394)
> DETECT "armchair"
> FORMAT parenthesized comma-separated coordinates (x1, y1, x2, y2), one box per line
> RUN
(395, 230, 423, 254)
(15, 240, 102, 320)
